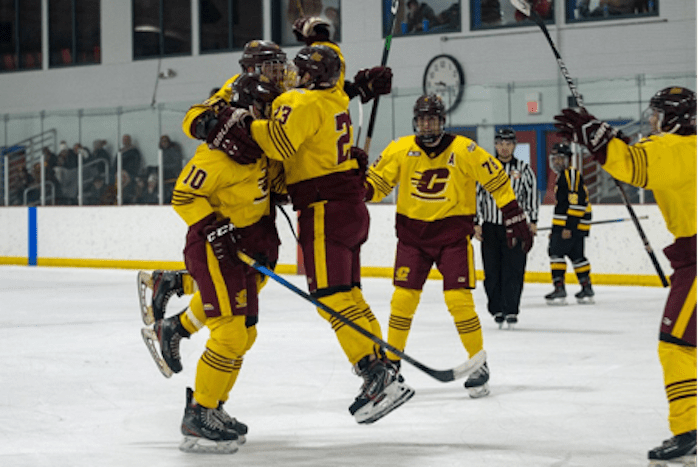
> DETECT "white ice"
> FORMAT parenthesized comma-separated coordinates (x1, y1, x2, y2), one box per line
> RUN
(0, 266, 676, 467)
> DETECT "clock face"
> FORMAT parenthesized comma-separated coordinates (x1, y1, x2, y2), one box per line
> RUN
(422, 55, 465, 113)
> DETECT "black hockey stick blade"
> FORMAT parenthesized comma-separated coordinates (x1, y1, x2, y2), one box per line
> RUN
(237, 250, 485, 382)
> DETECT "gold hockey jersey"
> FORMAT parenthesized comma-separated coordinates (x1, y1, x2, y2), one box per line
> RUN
(181, 74, 240, 140)
(366, 134, 516, 246)
(603, 134, 696, 239)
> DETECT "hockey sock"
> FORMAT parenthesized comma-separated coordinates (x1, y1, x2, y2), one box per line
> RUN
(182, 272, 198, 295)
(351, 286, 383, 341)
(549, 256, 567, 283)
(572, 259, 591, 278)
(659, 340, 697, 435)
(316, 290, 380, 365)
(444, 288, 483, 357)
(220, 326, 256, 404)
(194, 316, 249, 408)
(180, 291, 207, 335)
(386, 287, 421, 361)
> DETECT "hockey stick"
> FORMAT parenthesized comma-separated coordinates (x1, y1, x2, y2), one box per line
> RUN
(363, 0, 400, 153)
(237, 250, 486, 383)
(536, 215, 649, 231)
(510, 0, 669, 287)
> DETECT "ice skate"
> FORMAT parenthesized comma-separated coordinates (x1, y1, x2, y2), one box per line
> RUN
(349, 355, 415, 424)
(464, 361, 490, 398)
(545, 281, 567, 306)
(180, 388, 240, 454)
(575, 281, 595, 304)
(215, 402, 248, 445)
(648, 430, 697, 466)
(141, 327, 174, 378)
(137, 270, 185, 325)
(141, 314, 190, 377)
(505, 314, 517, 330)
(494, 313, 505, 330)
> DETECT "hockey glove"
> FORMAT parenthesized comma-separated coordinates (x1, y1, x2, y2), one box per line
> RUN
(352, 67, 393, 103)
(501, 200, 533, 253)
(553, 108, 624, 165)
(292, 16, 331, 45)
(349, 146, 369, 177)
(203, 217, 240, 266)
(206, 107, 263, 165)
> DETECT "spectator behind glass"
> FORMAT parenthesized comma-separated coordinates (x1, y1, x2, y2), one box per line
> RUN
(405, 0, 439, 33)
(140, 172, 160, 205)
(41, 146, 57, 168)
(84, 175, 108, 205)
(54, 149, 77, 204)
(117, 134, 142, 180)
(120, 169, 142, 205)
(11, 164, 34, 205)
(159, 134, 184, 203)
(579, 0, 635, 17)
(480, 0, 502, 25)
(90, 139, 112, 182)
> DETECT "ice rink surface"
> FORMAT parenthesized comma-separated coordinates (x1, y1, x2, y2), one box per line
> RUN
(0, 266, 677, 467)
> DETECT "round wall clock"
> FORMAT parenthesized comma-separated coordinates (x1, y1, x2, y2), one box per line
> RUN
(422, 54, 465, 113)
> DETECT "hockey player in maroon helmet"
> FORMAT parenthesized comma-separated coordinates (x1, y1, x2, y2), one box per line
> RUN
(555, 86, 697, 465)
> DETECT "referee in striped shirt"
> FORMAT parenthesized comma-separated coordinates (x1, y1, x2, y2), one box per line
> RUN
(475, 128, 539, 328)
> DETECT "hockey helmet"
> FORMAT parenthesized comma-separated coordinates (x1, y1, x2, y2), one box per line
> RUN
(412, 94, 446, 145)
(646, 86, 696, 135)
(230, 73, 282, 119)
(494, 127, 517, 142)
(239, 40, 293, 90)
(549, 142, 572, 173)
(293, 45, 341, 90)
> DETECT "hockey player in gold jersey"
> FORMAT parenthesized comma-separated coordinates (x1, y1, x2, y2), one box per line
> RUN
(555, 86, 696, 465)
(144, 73, 285, 453)
(364, 94, 534, 398)
(244, 44, 414, 424)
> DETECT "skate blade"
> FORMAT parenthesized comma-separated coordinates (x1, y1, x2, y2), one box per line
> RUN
(506, 322, 516, 330)
(355, 382, 416, 425)
(649, 455, 696, 466)
(576, 297, 595, 305)
(141, 327, 173, 378)
(179, 436, 239, 454)
(467, 382, 490, 399)
(546, 298, 567, 306)
(137, 271, 155, 325)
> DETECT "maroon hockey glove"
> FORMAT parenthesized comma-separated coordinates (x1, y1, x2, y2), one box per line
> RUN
(203, 217, 240, 266)
(292, 16, 331, 45)
(349, 146, 369, 176)
(553, 108, 627, 164)
(501, 200, 533, 253)
(353, 67, 393, 103)
(206, 107, 263, 165)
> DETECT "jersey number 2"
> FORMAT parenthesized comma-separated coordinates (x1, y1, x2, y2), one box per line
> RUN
(335, 112, 352, 165)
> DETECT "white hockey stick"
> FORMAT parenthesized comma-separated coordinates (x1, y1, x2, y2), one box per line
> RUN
(511, 0, 669, 287)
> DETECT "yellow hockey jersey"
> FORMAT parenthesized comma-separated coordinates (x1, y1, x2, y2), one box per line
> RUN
(603, 134, 696, 239)
(181, 74, 240, 140)
(366, 134, 516, 246)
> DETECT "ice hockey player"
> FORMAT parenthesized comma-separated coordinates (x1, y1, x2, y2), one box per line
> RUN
(554, 86, 696, 466)
(544, 142, 594, 305)
(148, 73, 284, 454)
(363, 94, 533, 398)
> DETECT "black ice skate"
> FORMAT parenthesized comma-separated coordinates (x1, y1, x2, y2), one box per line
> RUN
(215, 401, 248, 445)
(137, 270, 185, 325)
(648, 430, 697, 467)
(575, 281, 595, 305)
(349, 355, 415, 424)
(141, 314, 190, 377)
(545, 281, 567, 306)
(464, 361, 490, 398)
(180, 388, 240, 454)
(494, 313, 505, 330)
(505, 314, 518, 330)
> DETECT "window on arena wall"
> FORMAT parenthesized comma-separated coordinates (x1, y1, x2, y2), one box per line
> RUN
(271, 0, 341, 47)
(383, 0, 461, 37)
(49, 0, 101, 68)
(565, 0, 659, 23)
(470, 0, 553, 30)
(0, 0, 41, 72)
(200, 0, 263, 53)
(133, 0, 192, 59)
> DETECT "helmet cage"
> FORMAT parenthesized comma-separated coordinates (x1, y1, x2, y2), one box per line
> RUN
(230, 73, 282, 119)
(413, 94, 446, 145)
(549, 143, 572, 173)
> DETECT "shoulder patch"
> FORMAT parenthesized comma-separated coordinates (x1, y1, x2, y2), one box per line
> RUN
(407, 151, 422, 157)
(468, 142, 477, 152)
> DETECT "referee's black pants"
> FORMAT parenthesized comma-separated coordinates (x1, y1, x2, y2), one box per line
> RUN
(480, 222, 527, 317)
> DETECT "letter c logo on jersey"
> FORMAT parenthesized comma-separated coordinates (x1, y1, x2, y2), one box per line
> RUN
(411, 168, 450, 201)
(395, 267, 410, 282)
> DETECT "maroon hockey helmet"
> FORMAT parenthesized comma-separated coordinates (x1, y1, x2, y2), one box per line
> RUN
(239, 40, 286, 70)
(230, 73, 282, 119)
(648, 86, 696, 135)
(413, 94, 446, 145)
(293, 45, 341, 90)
